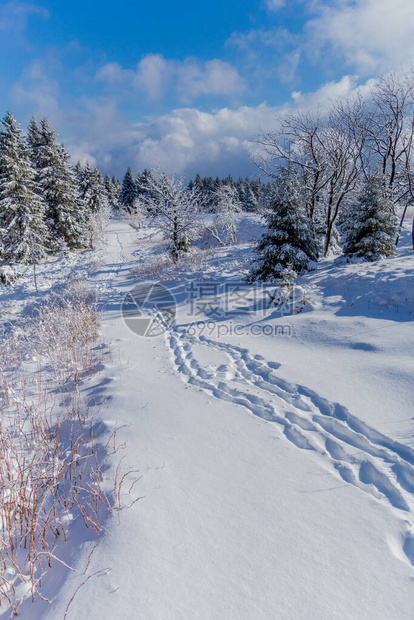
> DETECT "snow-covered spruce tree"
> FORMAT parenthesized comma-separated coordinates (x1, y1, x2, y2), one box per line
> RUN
(248, 174, 318, 283)
(120, 166, 138, 213)
(0, 111, 48, 264)
(241, 179, 259, 212)
(104, 173, 121, 211)
(136, 169, 158, 214)
(139, 167, 201, 263)
(26, 115, 43, 166)
(88, 199, 111, 250)
(112, 175, 121, 194)
(77, 162, 106, 213)
(207, 184, 241, 245)
(77, 163, 109, 248)
(27, 118, 86, 250)
(343, 174, 398, 260)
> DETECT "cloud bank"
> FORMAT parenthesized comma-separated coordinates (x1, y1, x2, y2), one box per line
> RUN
(96, 54, 245, 104)
(306, 0, 414, 73)
(6, 0, 414, 180)
(12, 59, 367, 179)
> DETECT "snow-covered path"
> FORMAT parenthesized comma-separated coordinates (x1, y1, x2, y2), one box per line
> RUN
(168, 329, 414, 517)
(48, 220, 414, 620)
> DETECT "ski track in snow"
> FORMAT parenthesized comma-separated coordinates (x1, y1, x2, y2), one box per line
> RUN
(166, 327, 414, 567)
(102, 224, 414, 569)
(98, 229, 127, 301)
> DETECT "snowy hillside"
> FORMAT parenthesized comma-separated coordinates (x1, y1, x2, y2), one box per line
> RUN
(1, 216, 414, 619)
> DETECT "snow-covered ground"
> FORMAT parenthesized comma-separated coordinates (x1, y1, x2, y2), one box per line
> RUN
(2, 216, 414, 619)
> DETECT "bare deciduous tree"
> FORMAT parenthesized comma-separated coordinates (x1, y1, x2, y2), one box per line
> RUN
(256, 103, 364, 256)
(255, 71, 414, 253)
(138, 167, 201, 262)
(365, 72, 414, 247)
(206, 184, 242, 245)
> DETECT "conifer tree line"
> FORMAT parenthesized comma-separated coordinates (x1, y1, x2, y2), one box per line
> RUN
(248, 72, 414, 283)
(0, 111, 118, 265)
(117, 166, 273, 214)
(188, 173, 272, 213)
(117, 165, 268, 261)
(115, 166, 274, 262)
(2, 71, 412, 280)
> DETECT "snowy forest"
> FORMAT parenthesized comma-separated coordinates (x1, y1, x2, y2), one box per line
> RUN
(1, 70, 414, 618)
(1, 72, 414, 287)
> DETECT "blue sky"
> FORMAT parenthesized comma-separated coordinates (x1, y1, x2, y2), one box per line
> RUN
(1, 0, 414, 179)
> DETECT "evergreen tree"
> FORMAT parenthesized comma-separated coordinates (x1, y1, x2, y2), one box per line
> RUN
(201, 176, 216, 212)
(248, 175, 318, 283)
(242, 179, 259, 212)
(193, 173, 203, 191)
(78, 163, 107, 213)
(136, 169, 154, 196)
(188, 173, 268, 213)
(74, 161, 83, 184)
(104, 172, 112, 203)
(343, 174, 398, 260)
(104, 173, 121, 211)
(112, 175, 121, 202)
(28, 119, 86, 249)
(136, 169, 158, 214)
(120, 166, 137, 212)
(203, 176, 215, 194)
(236, 178, 245, 205)
(26, 116, 42, 167)
(222, 175, 234, 187)
(77, 163, 109, 248)
(0, 112, 48, 263)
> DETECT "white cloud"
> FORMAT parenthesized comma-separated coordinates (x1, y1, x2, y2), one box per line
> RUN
(291, 74, 359, 108)
(228, 26, 295, 53)
(11, 57, 371, 179)
(0, 1, 49, 33)
(306, 0, 414, 73)
(96, 55, 170, 100)
(290, 74, 380, 115)
(132, 104, 279, 176)
(228, 0, 414, 94)
(109, 76, 375, 177)
(176, 59, 245, 102)
(11, 58, 60, 118)
(132, 54, 170, 100)
(226, 27, 302, 86)
(95, 62, 133, 85)
(96, 54, 245, 103)
(277, 51, 301, 84)
(265, 0, 285, 12)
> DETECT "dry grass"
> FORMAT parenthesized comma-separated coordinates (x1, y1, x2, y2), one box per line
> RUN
(131, 244, 251, 284)
(131, 248, 220, 282)
(0, 296, 136, 616)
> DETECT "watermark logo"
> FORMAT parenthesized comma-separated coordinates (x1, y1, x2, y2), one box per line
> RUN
(123, 280, 305, 337)
(122, 282, 176, 337)
(183, 321, 292, 339)
(184, 281, 307, 318)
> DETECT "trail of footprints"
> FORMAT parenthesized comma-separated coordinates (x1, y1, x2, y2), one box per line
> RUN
(166, 328, 414, 567)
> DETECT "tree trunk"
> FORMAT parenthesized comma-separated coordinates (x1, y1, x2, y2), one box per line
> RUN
(324, 221, 333, 258)
(323, 196, 334, 258)
(396, 202, 410, 246)
(412, 216, 414, 250)
(172, 211, 179, 263)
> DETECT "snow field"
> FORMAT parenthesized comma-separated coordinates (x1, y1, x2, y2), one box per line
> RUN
(1, 215, 413, 618)
(47, 218, 414, 619)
